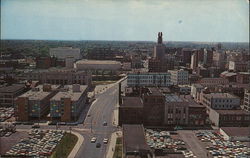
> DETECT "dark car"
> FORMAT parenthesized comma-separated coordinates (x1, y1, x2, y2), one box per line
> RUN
(96, 143, 101, 148)
(103, 121, 107, 126)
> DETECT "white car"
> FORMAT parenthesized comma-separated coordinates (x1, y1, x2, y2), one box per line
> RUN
(91, 137, 97, 143)
(103, 138, 108, 144)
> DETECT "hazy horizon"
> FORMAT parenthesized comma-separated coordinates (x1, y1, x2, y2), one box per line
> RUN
(1, 0, 249, 42)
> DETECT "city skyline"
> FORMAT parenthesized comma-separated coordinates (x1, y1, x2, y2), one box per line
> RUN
(1, 0, 249, 42)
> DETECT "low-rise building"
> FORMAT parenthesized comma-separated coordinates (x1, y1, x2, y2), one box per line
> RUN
(75, 59, 121, 75)
(143, 88, 165, 126)
(236, 72, 250, 84)
(208, 108, 250, 127)
(243, 88, 250, 112)
(219, 127, 250, 142)
(127, 72, 172, 87)
(202, 93, 240, 110)
(15, 85, 60, 121)
(182, 95, 207, 126)
(164, 94, 189, 126)
(0, 84, 26, 107)
(50, 84, 88, 122)
(27, 68, 92, 86)
(49, 47, 81, 60)
(122, 124, 153, 158)
(168, 69, 189, 85)
(199, 78, 229, 88)
(118, 97, 143, 125)
(228, 61, 249, 72)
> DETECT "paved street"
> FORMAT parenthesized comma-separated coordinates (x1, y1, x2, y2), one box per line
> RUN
(178, 130, 209, 158)
(14, 78, 127, 158)
(75, 78, 126, 158)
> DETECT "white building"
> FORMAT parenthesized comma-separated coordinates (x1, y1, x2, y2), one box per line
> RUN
(243, 88, 250, 112)
(49, 47, 81, 60)
(202, 93, 240, 110)
(75, 60, 121, 71)
(127, 72, 172, 87)
(190, 84, 204, 102)
(168, 69, 189, 85)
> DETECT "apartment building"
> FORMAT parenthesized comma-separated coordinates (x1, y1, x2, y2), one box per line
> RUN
(50, 84, 88, 122)
(15, 85, 60, 121)
(49, 47, 81, 60)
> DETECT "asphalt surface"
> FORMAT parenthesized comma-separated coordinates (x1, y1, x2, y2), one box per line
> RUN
(75, 79, 127, 158)
(14, 78, 127, 158)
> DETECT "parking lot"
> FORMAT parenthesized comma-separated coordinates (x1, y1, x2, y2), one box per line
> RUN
(0, 131, 29, 155)
(178, 130, 209, 158)
(0, 107, 14, 122)
(195, 130, 250, 157)
(2, 129, 65, 157)
(145, 129, 196, 158)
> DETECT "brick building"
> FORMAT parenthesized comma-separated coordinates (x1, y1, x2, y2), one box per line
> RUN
(142, 88, 165, 126)
(118, 97, 143, 125)
(50, 84, 88, 122)
(15, 85, 60, 121)
(0, 84, 26, 107)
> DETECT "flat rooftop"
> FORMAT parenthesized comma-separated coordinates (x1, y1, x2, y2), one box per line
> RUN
(208, 93, 239, 99)
(221, 127, 250, 137)
(0, 84, 25, 93)
(19, 85, 59, 100)
(165, 94, 184, 102)
(121, 97, 143, 108)
(51, 85, 88, 101)
(123, 124, 151, 153)
(76, 60, 120, 65)
(216, 109, 249, 115)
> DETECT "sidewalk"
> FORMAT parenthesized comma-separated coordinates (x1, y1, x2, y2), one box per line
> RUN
(112, 103, 119, 126)
(105, 131, 122, 158)
(68, 131, 84, 158)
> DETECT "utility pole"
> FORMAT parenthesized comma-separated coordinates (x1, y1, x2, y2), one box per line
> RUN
(91, 116, 93, 133)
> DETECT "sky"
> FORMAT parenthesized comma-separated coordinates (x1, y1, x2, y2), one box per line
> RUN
(1, 0, 249, 42)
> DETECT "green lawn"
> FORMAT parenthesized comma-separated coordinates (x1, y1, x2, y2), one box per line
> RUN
(50, 133, 78, 158)
(113, 137, 122, 158)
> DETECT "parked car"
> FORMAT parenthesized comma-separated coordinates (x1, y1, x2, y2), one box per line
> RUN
(96, 143, 101, 148)
(103, 121, 107, 126)
(103, 138, 108, 144)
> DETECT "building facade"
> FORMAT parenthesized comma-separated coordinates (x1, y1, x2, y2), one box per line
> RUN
(50, 84, 88, 122)
(0, 84, 26, 107)
(15, 85, 60, 121)
(127, 72, 172, 87)
(164, 94, 189, 126)
(49, 47, 81, 60)
(169, 69, 189, 85)
(202, 93, 240, 110)
(243, 88, 250, 112)
(27, 68, 92, 86)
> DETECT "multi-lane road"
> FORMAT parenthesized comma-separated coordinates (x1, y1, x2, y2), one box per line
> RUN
(75, 78, 127, 158)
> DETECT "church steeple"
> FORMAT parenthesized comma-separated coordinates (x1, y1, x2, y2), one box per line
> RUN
(157, 32, 163, 44)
